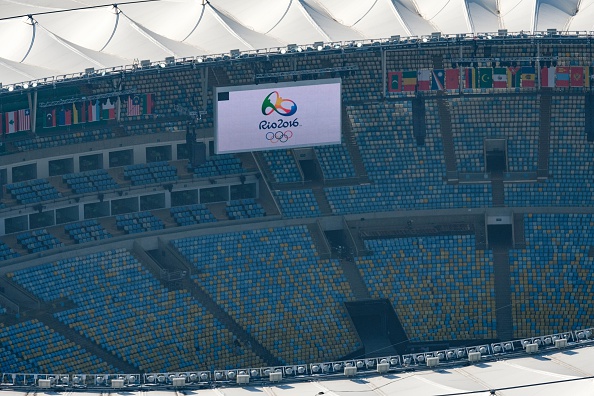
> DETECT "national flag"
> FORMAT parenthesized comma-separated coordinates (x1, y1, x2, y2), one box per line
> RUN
(445, 68, 460, 90)
(143, 93, 154, 115)
(45, 108, 56, 128)
(88, 100, 100, 122)
(402, 71, 417, 92)
(431, 69, 445, 90)
(417, 69, 431, 91)
(507, 67, 521, 88)
(64, 107, 72, 126)
(570, 66, 584, 87)
(540, 66, 555, 88)
(478, 67, 493, 88)
(72, 103, 79, 124)
(127, 95, 141, 116)
(5, 111, 17, 134)
(493, 67, 508, 88)
(57, 107, 66, 126)
(520, 66, 536, 87)
(102, 98, 116, 119)
(555, 66, 570, 87)
(17, 109, 31, 131)
(387, 72, 402, 92)
(464, 68, 476, 89)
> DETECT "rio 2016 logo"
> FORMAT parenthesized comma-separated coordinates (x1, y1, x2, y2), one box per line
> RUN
(262, 91, 297, 117)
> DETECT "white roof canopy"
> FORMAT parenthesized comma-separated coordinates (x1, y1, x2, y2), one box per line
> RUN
(0, 0, 593, 84)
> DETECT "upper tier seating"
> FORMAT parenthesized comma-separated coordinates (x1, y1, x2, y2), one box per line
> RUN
(115, 211, 165, 234)
(193, 154, 245, 178)
(315, 144, 356, 180)
(274, 189, 321, 219)
(64, 220, 111, 244)
(17, 229, 64, 253)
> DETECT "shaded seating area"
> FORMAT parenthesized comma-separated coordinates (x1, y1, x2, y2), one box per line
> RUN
(0, 241, 19, 261)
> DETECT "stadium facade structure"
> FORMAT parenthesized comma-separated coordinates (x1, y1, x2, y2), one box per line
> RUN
(0, 3, 593, 395)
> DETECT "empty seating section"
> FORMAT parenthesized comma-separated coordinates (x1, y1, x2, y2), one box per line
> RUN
(449, 96, 539, 173)
(6, 179, 61, 205)
(341, 52, 382, 102)
(63, 169, 118, 194)
(325, 103, 492, 214)
(314, 144, 356, 179)
(262, 150, 302, 183)
(0, 241, 19, 261)
(125, 120, 187, 135)
(7, 248, 266, 371)
(193, 154, 245, 177)
(115, 211, 165, 234)
(275, 189, 321, 218)
(356, 235, 497, 341)
(17, 229, 64, 253)
(225, 199, 265, 220)
(0, 344, 38, 373)
(64, 220, 111, 243)
(505, 96, 590, 206)
(170, 204, 217, 226)
(12, 129, 114, 152)
(123, 161, 178, 185)
(171, 226, 361, 364)
(509, 214, 594, 337)
(0, 320, 116, 374)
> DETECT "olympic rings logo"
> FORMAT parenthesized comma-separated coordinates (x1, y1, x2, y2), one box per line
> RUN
(266, 130, 293, 143)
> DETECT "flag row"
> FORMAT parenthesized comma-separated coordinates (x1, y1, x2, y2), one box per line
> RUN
(44, 99, 116, 128)
(388, 66, 593, 92)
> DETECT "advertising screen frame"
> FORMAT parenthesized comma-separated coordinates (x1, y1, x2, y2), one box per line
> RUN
(214, 78, 342, 154)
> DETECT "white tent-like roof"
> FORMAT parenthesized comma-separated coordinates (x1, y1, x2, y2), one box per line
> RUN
(0, 0, 593, 85)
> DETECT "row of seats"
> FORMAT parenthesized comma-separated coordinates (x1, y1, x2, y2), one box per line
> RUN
(0, 241, 19, 261)
(64, 219, 111, 244)
(170, 204, 217, 227)
(225, 199, 265, 220)
(275, 189, 321, 219)
(123, 161, 178, 186)
(6, 178, 62, 205)
(171, 225, 361, 364)
(7, 248, 266, 371)
(193, 154, 245, 178)
(16, 229, 63, 253)
(262, 150, 302, 183)
(315, 144, 357, 180)
(12, 129, 114, 152)
(63, 169, 119, 194)
(115, 211, 165, 234)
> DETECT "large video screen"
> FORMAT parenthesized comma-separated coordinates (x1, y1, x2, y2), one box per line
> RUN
(215, 78, 341, 154)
